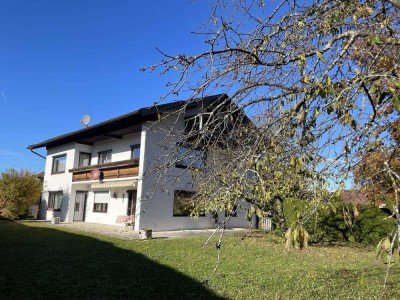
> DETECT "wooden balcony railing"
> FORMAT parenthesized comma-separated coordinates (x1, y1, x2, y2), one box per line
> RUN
(70, 159, 139, 182)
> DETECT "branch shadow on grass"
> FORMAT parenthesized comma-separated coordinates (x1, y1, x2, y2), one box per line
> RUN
(0, 221, 223, 299)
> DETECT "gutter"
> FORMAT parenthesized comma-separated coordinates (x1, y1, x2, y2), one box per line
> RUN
(28, 148, 46, 159)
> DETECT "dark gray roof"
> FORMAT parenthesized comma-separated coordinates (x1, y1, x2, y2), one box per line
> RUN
(27, 94, 228, 150)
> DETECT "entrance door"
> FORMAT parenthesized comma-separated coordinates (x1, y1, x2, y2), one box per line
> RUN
(127, 190, 137, 216)
(73, 191, 87, 221)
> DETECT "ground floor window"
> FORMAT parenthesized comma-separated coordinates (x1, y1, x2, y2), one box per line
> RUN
(225, 205, 238, 217)
(93, 191, 109, 213)
(48, 192, 63, 211)
(173, 191, 205, 217)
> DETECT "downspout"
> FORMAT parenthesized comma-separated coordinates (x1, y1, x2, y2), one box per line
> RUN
(29, 148, 46, 159)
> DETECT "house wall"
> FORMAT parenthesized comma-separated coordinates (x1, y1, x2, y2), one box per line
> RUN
(68, 182, 137, 226)
(39, 106, 254, 231)
(41, 132, 141, 223)
(83, 190, 128, 225)
(135, 112, 255, 231)
(41, 143, 76, 222)
(91, 133, 140, 164)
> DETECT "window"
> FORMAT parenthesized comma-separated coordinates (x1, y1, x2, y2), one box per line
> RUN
(130, 144, 140, 159)
(173, 191, 205, 217)
(52, 155, 66, 174)
(176, 145, 204, 169)
(98, 150, 112, 165)
(93, 191, 109, 213)
(225, 205, 237, 217)
(48, 192, 63, 211)
(184, 113, 210, 133)
(78, 152, 91, 167)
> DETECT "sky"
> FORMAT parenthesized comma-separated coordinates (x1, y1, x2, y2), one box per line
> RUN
(0, 0, 214, 172)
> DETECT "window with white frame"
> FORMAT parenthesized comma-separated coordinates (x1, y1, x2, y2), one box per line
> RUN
(48, 192, 63, 211)
(93, 191, 109, 213)
(184, 113, 210, 133)
(52, 155, 66, 174)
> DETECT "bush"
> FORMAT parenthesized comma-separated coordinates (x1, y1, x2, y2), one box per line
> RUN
(0, 168, 42, 219)
(283, 198, 395, 245)
(282, 197, 308, 226)
(351, 205, 395, 244)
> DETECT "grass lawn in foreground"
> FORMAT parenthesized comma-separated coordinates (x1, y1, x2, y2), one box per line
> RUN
(0, 221, 399, 299)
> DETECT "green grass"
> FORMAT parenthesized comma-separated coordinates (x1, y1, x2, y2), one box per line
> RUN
(0, 221, 399, 299)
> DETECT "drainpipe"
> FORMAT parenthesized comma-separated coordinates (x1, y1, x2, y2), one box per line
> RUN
(29, 148, 46, 159)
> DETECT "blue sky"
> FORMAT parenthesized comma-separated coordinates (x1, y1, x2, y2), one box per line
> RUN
(0, 0, 212, 172)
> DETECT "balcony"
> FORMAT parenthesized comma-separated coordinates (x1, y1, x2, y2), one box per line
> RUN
(70, 159, 139, 182)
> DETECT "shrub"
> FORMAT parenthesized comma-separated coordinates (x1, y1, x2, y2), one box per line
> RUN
(283, 198, 395, 245)
(0, 168, 42, 219)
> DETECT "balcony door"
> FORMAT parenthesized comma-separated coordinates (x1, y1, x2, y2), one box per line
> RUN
(73, 191, 87, 221)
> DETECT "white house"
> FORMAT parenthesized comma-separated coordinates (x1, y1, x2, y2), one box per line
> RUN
(28, 94, 254, 231)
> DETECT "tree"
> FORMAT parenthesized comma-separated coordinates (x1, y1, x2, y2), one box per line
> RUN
(0, 168, 42, 219)
(144, 0, 399, 220)
(141, 0, 399, 285)
(189, 119, 330, 231)
(354, 119, 400, 204)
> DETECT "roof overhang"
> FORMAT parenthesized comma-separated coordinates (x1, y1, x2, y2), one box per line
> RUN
(27, 94, 229, 150)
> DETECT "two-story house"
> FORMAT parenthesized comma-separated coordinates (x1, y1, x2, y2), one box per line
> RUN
(28, 94, 253, 231)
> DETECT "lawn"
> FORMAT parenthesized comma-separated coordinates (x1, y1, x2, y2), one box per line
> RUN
(0, 221, 399, 299)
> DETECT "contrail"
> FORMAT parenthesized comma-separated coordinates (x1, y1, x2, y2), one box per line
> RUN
(1, 91, 7, 103)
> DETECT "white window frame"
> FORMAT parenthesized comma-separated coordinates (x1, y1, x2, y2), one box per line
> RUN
(93, 191, 109, 213)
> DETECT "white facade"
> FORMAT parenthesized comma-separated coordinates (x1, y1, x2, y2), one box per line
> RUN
(35, 99, 255, 231)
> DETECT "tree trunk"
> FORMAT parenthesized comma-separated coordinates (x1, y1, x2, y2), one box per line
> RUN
(272, 198, 287, 231)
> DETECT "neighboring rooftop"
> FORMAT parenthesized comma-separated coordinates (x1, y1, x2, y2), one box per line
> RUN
(341, 190, 371, 205)
(27, 94, 228, 150)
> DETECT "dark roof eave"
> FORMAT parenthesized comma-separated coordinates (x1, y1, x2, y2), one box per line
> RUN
(27, 94, 229, 150)
(27, 110, 145, 150)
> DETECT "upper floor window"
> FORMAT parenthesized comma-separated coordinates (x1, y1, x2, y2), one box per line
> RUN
(130, 144, 140, 160)
(48, 191, 63, 211)
(78, 152, 91, 167)
(176, 145, 204, 169)
(52, 155, 66, 174)
(98, 150, 112, 165)
(185, 113, 210, 133)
